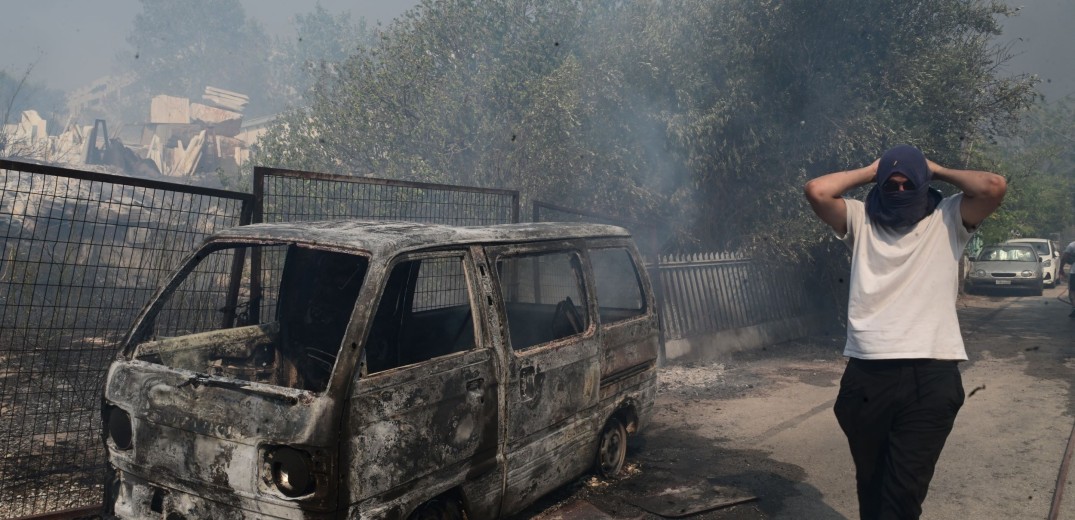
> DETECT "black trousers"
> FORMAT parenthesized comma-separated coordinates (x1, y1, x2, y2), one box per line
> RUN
(834, 358, 965, 520)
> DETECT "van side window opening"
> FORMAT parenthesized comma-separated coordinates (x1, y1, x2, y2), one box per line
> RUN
(132, 244, 369, 392)
(496, 251, 589, 350)
(590, 247, 646, 323)
(363, 255, 475, 375)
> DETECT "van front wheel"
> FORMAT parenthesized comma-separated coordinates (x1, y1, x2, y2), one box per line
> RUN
(409, 495, 465, 520)
(595, 416, 627, 478)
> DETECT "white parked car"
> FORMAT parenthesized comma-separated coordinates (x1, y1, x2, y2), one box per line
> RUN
(1004, 238, 1061, 287)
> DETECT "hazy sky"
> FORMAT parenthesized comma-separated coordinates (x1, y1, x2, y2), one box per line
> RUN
(994, 0, 1075, 101)
(2, 0, 420, 92)
(2, 0, 1073, 100)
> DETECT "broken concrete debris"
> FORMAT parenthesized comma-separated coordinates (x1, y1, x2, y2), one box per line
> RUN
(3, 86, 261, 182)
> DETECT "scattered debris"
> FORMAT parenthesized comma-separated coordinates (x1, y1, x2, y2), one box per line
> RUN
(4, 86, 263, 184)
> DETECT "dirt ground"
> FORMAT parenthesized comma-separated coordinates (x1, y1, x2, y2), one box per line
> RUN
(518, 284, 1075, 519)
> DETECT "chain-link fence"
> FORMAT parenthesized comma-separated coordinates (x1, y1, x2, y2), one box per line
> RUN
(531, 200, 659, 262)
(254, 167, 520, 225)
(3, 161, 823, 518)
(0, 165, 520, 518)
(0, 159, 253, 518)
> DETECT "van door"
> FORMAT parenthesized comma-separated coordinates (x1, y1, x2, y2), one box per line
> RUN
(487, 242, 601, 514)
(342, 251, 499, 515)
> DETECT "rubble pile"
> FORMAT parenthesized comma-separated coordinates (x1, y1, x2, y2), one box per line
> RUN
(2, 86, 270, 183)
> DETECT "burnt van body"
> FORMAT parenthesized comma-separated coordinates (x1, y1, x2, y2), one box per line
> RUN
(102, 220, 659, 519)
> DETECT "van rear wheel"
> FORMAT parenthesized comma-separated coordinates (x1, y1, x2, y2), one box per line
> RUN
(595, 416, 627, 478)
(409, 495, 465, 520)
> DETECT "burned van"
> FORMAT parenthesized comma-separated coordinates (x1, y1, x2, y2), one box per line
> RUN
(102, 220, 659, 519)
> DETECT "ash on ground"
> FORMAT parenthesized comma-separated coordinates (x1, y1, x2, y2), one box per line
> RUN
(657, 334, 847, 401)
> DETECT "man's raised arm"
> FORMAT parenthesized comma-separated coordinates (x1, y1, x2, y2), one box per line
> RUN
(927, 160, 1006, 230)
(803, 160, 878, 235)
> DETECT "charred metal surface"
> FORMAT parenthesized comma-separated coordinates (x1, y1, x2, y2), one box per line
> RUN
(209, 220, 631, 259)
(103, 219, 658, 519)
(105, 360, 338, 519)
(136, 323, 282, 383)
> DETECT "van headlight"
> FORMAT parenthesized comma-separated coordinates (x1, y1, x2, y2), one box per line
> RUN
(104, 405, 133, 451)
(264, 446, 316, 497)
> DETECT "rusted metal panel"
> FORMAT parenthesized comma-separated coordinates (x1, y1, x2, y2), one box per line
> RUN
(344, 350, 499, 507)
(599, 320, 660, 381)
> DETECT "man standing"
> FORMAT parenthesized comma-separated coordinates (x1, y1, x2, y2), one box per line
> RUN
(1060, 239, 1075, 317)
(803, 144, 1006, 519)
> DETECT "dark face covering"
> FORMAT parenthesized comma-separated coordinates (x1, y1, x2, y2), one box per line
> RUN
(865, 144, 943, 228)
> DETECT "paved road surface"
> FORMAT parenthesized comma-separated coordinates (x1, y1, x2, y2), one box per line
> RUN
(519, 285, 1075, 519)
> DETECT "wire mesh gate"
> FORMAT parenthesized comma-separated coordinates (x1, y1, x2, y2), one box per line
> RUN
(2, 160, 817, 517)
(0, 159, 254, 519)
(254, 167, 520, 225)
(0, 163, 521, 518)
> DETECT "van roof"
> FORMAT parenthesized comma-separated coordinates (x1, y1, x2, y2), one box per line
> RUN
(210, 220, 632, 256)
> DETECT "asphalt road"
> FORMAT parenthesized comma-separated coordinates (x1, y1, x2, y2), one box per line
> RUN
(520, 284, 1075, 520)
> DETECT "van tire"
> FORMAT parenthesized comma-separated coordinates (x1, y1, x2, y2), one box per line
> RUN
(595, 416, 628, 478)
(408, 495, 465, 520)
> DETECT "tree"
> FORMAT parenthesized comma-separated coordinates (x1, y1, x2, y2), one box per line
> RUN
(254, 0, 1037, 255)
(116, 0, 272, 118)
(688, 0, 1037, 254)
(973, 97, 1075, 243)
(1, 65, 67, 159)
(266, 4, 377, 111)
(256, 0, 705, 224)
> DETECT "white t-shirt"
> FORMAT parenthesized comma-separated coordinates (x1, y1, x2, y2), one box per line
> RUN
(838, 194, 974, 360)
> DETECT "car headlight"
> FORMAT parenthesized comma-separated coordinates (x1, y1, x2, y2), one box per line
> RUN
(1020, 270, 1034, 278)
(264, 446, 316, 498)
(104, 405, 133, 451)
(1043, 259, 1052, 267)
(972, 269, 986, 278)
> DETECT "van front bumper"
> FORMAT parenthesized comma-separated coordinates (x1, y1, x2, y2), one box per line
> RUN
(105, 466, 336, 520)
(965, 277, 1040, 291)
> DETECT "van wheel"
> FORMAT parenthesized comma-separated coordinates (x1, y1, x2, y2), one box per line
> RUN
(409, 495, 465, 520)
(595, 416, 627, 478)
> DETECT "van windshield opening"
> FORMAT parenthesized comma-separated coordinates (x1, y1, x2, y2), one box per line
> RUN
(130, 243, 369, 392)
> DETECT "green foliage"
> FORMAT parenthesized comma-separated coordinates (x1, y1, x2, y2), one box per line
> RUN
(703, 0, 1036, 255)
(974, 97, 1075, 243)
(267, 4, 376, 110)
(254, 0, 1038, 255)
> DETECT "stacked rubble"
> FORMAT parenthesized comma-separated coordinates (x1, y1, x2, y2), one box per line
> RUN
(142, 87, 250, 177)
(1, 110, 90, 165)
(2, 86, 264, 182)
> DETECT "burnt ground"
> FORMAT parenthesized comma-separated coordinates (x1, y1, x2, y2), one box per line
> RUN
(517, 285, 1075, 520)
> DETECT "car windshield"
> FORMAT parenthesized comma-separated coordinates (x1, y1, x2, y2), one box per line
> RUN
(1010, 241, 1049, 255)
(130, 242, 370, 392)
(978, 247, 1037, 262)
